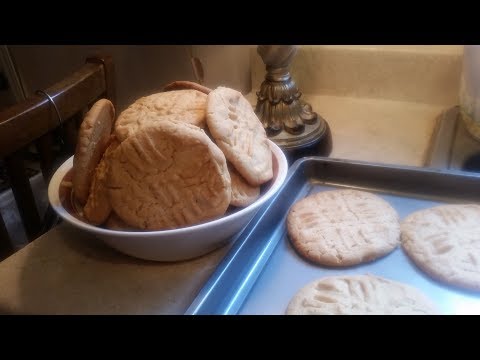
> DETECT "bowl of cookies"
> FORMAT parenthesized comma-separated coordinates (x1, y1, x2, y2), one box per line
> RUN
(48, 83, 288, 262)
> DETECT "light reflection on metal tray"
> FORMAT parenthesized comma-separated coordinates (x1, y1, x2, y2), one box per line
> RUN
(186, 157, 480, 315)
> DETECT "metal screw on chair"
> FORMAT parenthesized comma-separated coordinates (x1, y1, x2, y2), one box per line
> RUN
(35, 89, 64, 232)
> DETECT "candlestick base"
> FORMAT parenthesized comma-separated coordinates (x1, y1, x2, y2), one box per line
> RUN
(255, 45, 332, 162)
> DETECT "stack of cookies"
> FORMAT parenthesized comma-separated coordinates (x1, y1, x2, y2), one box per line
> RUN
(70, 84, 274, 231)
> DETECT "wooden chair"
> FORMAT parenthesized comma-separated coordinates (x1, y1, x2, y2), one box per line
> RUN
(0, 55, 115, 260)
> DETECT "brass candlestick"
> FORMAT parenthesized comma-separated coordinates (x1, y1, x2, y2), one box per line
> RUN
(255, 45, 330, 154)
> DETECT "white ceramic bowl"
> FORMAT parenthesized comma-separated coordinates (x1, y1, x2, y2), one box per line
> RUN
(48, 140, 288, 262)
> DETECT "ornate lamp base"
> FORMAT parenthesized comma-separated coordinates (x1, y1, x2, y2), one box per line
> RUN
(269, 116, 332, 163)
(268, 111, 331, 151)
(255, 45, 332, 162)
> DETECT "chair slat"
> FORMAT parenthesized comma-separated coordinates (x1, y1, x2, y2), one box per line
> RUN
(75, 107, 88, 129)
(62, 117, 79, 155)
(4, 150, 41, 241)
(35, 132, 54, 182)
(0, 214, 14, 260)
(86, 56, 116, 107)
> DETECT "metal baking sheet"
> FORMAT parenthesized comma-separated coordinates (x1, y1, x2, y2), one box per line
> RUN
(185, 157, 480, 315)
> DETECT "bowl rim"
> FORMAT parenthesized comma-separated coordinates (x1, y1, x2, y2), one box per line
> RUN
(48, 140, 288, 238)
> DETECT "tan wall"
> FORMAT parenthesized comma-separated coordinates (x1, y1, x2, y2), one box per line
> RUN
(251, 45, 463, 107)
(8, 45, 252, 112)
(192, 45, 251, 93)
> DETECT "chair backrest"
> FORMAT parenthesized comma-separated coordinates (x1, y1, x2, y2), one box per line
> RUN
(0, 55, 115, 260)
